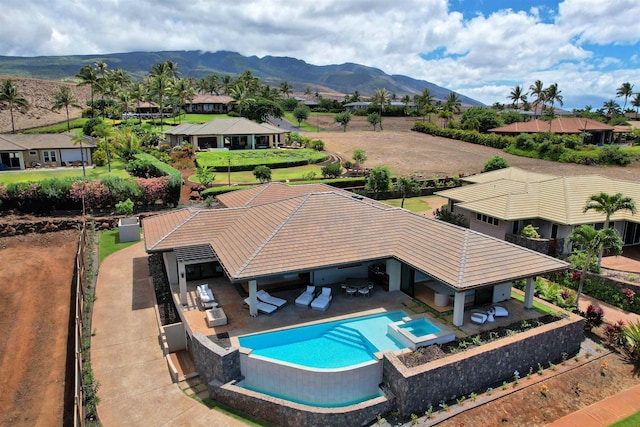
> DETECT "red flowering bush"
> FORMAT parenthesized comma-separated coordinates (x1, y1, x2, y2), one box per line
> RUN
(70, 180, 111, 209)
(603, 320, 626, 347)
(135, 177, 170, 205)
(622, 288, 636, 305)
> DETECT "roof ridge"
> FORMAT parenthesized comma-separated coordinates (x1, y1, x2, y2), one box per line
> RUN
(245, 182, 278, 206)
(235, 193, 311, 275)
(562, 176, 573, 224)
(456, 230, 471, 286)
(148, 209, 201, 250)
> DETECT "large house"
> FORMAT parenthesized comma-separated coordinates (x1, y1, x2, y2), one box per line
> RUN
(163, 117, 287, 150)
(185, 94, 234, 114)
(0, 133, 96, 170)
(143, 182, 567, 327)
(437, 167, 640, 253)
(489, 117, 621, 144)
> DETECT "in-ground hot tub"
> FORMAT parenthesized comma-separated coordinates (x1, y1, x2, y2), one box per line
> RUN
(387, 315, 456, 350)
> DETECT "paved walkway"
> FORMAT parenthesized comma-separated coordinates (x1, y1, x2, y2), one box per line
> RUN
(91, 242, 246, 426)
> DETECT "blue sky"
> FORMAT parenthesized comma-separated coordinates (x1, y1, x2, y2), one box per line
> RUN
(0, 0, 638, 110)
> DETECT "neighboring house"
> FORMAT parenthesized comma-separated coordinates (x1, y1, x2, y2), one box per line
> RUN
(185, 94, 234, 114)
(294, 96, 319, 108)
(163, 117, 288, 150)
(143, 182, 566, 326)
(0, 133, 96, 170)
(437, 167, 640, 253)
(488, 117, 621, 144)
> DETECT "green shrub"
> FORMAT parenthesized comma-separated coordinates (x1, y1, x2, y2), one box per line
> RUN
(133, 153, 182, 206)
(598, 146, 631, 165)
(483, 155, 509, 172)
(520, 224, 540, 238)
(101, 175, 142, 204)
(83, 118, 103, 136)
(115, 198, 135, 215)
(92, 149, 107, 166)
(321, 162, 343, 178)
(253, 165, 272, 183)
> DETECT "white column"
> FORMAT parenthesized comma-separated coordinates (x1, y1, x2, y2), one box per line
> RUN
(248, 280, 258, 317)
(452, 291, 466, 326)
(178, 261, 187, 305)
(524, 277, 535, 309)
(385, 259, 401, 292)
(251, 135, 256, 149)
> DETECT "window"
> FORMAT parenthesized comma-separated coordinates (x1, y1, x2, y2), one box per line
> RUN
(29, 151, 37, 156)
(476, 212, 500, 226)
(42, 151, 57, 163)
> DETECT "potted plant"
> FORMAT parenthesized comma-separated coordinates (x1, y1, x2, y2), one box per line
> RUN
(116, 198, 140, 242)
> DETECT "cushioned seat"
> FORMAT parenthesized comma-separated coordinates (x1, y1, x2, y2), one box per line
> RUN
(493, 305, 509, 317)
(295, 285, 316, 307)
(469, 309, 487, 324)
(244, 298, 277, 315)
(257, 290, 287, 308)
(311, 287, 332, 311)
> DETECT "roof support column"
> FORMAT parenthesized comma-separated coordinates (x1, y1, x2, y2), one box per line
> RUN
(385, 259, 401, 292)
(248, 279, 258, 317)
(452, 291, 466, 326)
(251, 134, 255, 150)
(178, 261, 187, 305)
(523, 277, 535, 309)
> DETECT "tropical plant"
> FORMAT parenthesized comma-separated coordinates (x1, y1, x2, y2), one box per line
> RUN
(520, 224, 540, 238)
(529, 80, 545, 119)
(334, 111, 352, 132)
(483, 155, 509, 172)
(367, 113, 381, 131)
(253, 165, 271, 183)
(196, 166, 216, 187)
(321, 162, 343, 178)
(279, 81, 292, 98)
(544, 83, 563, 132)
(51, 86, 80, 132)
(352, 149, 367, 172)
(229, 83, 255, 117)
(76, 65, 98, 117)
(414, 88, 435, 121)
(616, 82, 634, 111)
(172, 78, 195, 123)
(0, 79, 29, 133)
(583, 192, 636, 266)
(371, 88, 390, 129)
(444, 92, 462, 114)
(631, 93, 640, 115)
(395, 177, 420, 208)
(568, 225, 623, 306)
(92, 124, 115, 172)
(293, 105, 310, 126)
(366, 165, 391, 198)
(509, 85, 527, 109)
(623, 320, 640, 360)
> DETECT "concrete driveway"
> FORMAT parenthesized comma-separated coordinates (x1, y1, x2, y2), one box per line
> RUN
(91, 242, 246, 426)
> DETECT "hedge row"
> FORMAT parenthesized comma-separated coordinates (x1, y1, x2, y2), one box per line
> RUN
(412, 121, 512, 149)
(133, 153, 182, 205)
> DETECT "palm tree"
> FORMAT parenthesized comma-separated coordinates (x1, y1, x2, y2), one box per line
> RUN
(616, 82, 634, 112)
(508, 85, 527, 110)
(111, 127, 141, 160)
(395, 177, 420, 208)
(221, 75, 233, 95)
(543, 83, 563, 132)
(279, 81, 292, 98)
(569, 225, 623, 307)
(229, 83, 255, 117)
(0, 79, 29, 133)
(371, 88, 390, 130)
(444, 92, 461, 114)
(71, 132, 88, 177)
(148, 61, 176, 130)
(529, 80, 544, 118)
(583, 192, 636, 266)
(51, 86, 80, 132)
(75, 65, 98, 117)
(631, 93, 640, 115)
(95, 60, 108, 118)
(172, 78, 195, 123)
(602, 99, 622, 121)
(92, 123, 114, 172)
(128, 82, 147, 123)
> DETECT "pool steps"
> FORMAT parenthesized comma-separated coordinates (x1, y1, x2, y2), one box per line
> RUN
(322, 325, 375, 353)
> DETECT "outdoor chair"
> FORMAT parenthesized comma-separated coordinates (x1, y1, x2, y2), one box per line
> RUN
(469, 309, 487, 324)
(244, 297, 277, 315)
(493, 305, 509, 317)
(257, 289, 287, 308)
(311, 287, 332, 311)
(345, 287, 357, 297)
(295, 285, 316, 307)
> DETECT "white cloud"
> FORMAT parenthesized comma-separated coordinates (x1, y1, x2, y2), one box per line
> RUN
(0, 0, 637, 110)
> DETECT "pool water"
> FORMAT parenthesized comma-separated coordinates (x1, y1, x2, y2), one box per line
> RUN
(399, 318, 441, 336)
(239, 311, 409, 368)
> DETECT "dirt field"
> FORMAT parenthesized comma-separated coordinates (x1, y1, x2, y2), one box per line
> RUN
(311, 116, 640, 181)
(0, 230, 79, 426)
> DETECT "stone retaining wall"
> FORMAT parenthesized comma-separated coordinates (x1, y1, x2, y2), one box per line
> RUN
(382, 314, 584, 416)
(191, 332, 240, 386)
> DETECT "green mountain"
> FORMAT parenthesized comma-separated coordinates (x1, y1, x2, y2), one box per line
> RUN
(0, 50, 483, 105)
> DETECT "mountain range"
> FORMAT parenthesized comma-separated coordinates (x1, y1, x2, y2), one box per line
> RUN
(0, 50, 482, 105)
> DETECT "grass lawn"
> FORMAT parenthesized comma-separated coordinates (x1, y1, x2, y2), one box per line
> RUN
(23, 118, 88, 134)
(0, 159, 130, 184)
(98, 228, 141, 264)
(381, 196, 438, 213)
(510, 290, 559, 316)
(196, 149, 327, 169)
(191, 164, 324, 185)
(610, 411, 640, 426)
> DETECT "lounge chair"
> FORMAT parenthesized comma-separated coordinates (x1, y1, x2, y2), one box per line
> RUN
(244, 298, 278, 315)
(469, 309, 487, 324)
(311, 287, 332, 311)
(197, 284, 218, 308)
(295, 285, 316, 307)
(493, 305, 509, 317)
(257, 289, 287, 308)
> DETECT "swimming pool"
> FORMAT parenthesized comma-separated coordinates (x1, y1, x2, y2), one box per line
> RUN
(238, 310, 409, 369)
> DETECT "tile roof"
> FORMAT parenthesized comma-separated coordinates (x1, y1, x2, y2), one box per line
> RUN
(438, 168, 640, 225)
(163, 117, 286, 136)
(188, 94, 233, 104)
(0, 133, 96, 151)
(463, 167, 557, 184)
(489, 118, 615, 134)
(144, 186, 567, 290)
